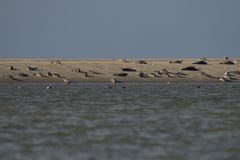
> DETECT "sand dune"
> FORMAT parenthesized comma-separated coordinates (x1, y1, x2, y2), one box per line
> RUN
(0, 58, 239, 83)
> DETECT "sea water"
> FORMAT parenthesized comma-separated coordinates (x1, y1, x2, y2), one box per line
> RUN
(0, 83, 240, 160)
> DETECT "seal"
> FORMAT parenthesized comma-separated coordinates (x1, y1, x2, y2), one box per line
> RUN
(169, 60, 183, 64)
(63, 78, 70, 84)
(46, 86, 52, 89)
(27, 67, 38, 71)
(192, 60, 207, 65)
(219, 77, 231, 82)
(110, 78, 118, 84)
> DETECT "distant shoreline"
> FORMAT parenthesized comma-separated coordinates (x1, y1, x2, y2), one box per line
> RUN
(0, 58, 239, 83)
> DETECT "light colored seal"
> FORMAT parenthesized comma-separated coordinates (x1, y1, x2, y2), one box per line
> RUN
(63, 78, 70, 84)
(110, 78, 117, 84)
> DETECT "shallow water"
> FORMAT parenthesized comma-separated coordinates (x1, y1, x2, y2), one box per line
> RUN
(0, 83, 240, 160)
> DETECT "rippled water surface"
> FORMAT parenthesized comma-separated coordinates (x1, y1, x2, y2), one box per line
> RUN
(0, 83, 240, 160)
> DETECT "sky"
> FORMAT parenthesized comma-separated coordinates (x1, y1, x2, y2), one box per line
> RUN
(0, 0, 240, 59)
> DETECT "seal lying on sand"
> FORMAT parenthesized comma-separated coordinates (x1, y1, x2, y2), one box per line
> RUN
(169, 60, 183, 64)
(36, 73, 44, 77)
(27, 67, 38, 71)
(220, 61, 235, 65)
(113, 73, 128, 77)
(89, 69, 100, 74)
(199, 71, 216, 79)
(137, 71, 149, 78)
(135, 60, 147, 64)
(159, 69, 175, 78)
(52, 73, 62, 78)
(193, 60, 207, 65)
(8, 66, 17, 70)
(17, 73, 28, 77)
(51, 60, 61, 65)
(72, 68, 81, 73)
(122, 68, 137, 72)
(46, 72, 52, 76)
(223, 72, 238, 80)
(2, 75, 19, 81)
(219, 77, 232, 82)
(182, 66, 199, 71)
(148, 73, 159, 78)
(174, 72, 187, 78)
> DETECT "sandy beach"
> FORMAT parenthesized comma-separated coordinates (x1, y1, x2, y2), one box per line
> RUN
(0, 58, 239, 83)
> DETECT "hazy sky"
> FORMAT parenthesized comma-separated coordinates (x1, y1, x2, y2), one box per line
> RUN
(0, 0, 240, 59)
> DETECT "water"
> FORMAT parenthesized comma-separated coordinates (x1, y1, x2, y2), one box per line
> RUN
(0, 83, 240, 160)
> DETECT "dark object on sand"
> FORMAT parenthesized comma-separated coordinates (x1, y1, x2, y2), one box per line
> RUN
(137, 71, 149, 78)
(17, 73, 28, 77)
(169, 60, 183, 64)
(220, 61, 235, 65)
(89, 69, 101, 74)
(47, 72, 52, 76)
(199, 71, 216, 79)
(8, 66, 16, 70)
(51, 60, 61, 64)
(27, 67, 38, 71)
(2, 75, 18, 81)
(52, 73, 61, 78)
(122, 68, 137, 72)
(136, 60, 147, 64)
(193, 60, 208, 65)
(229, 71, 240, 75)
(113, 73, 128, 77)
(181, 66, 199, 71)
(72, 68, 81, 73)
(84, 72, 90, 77)
(148, 73, 158, 77)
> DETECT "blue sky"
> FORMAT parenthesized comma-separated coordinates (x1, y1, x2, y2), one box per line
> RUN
(0, 0, 240, 59)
